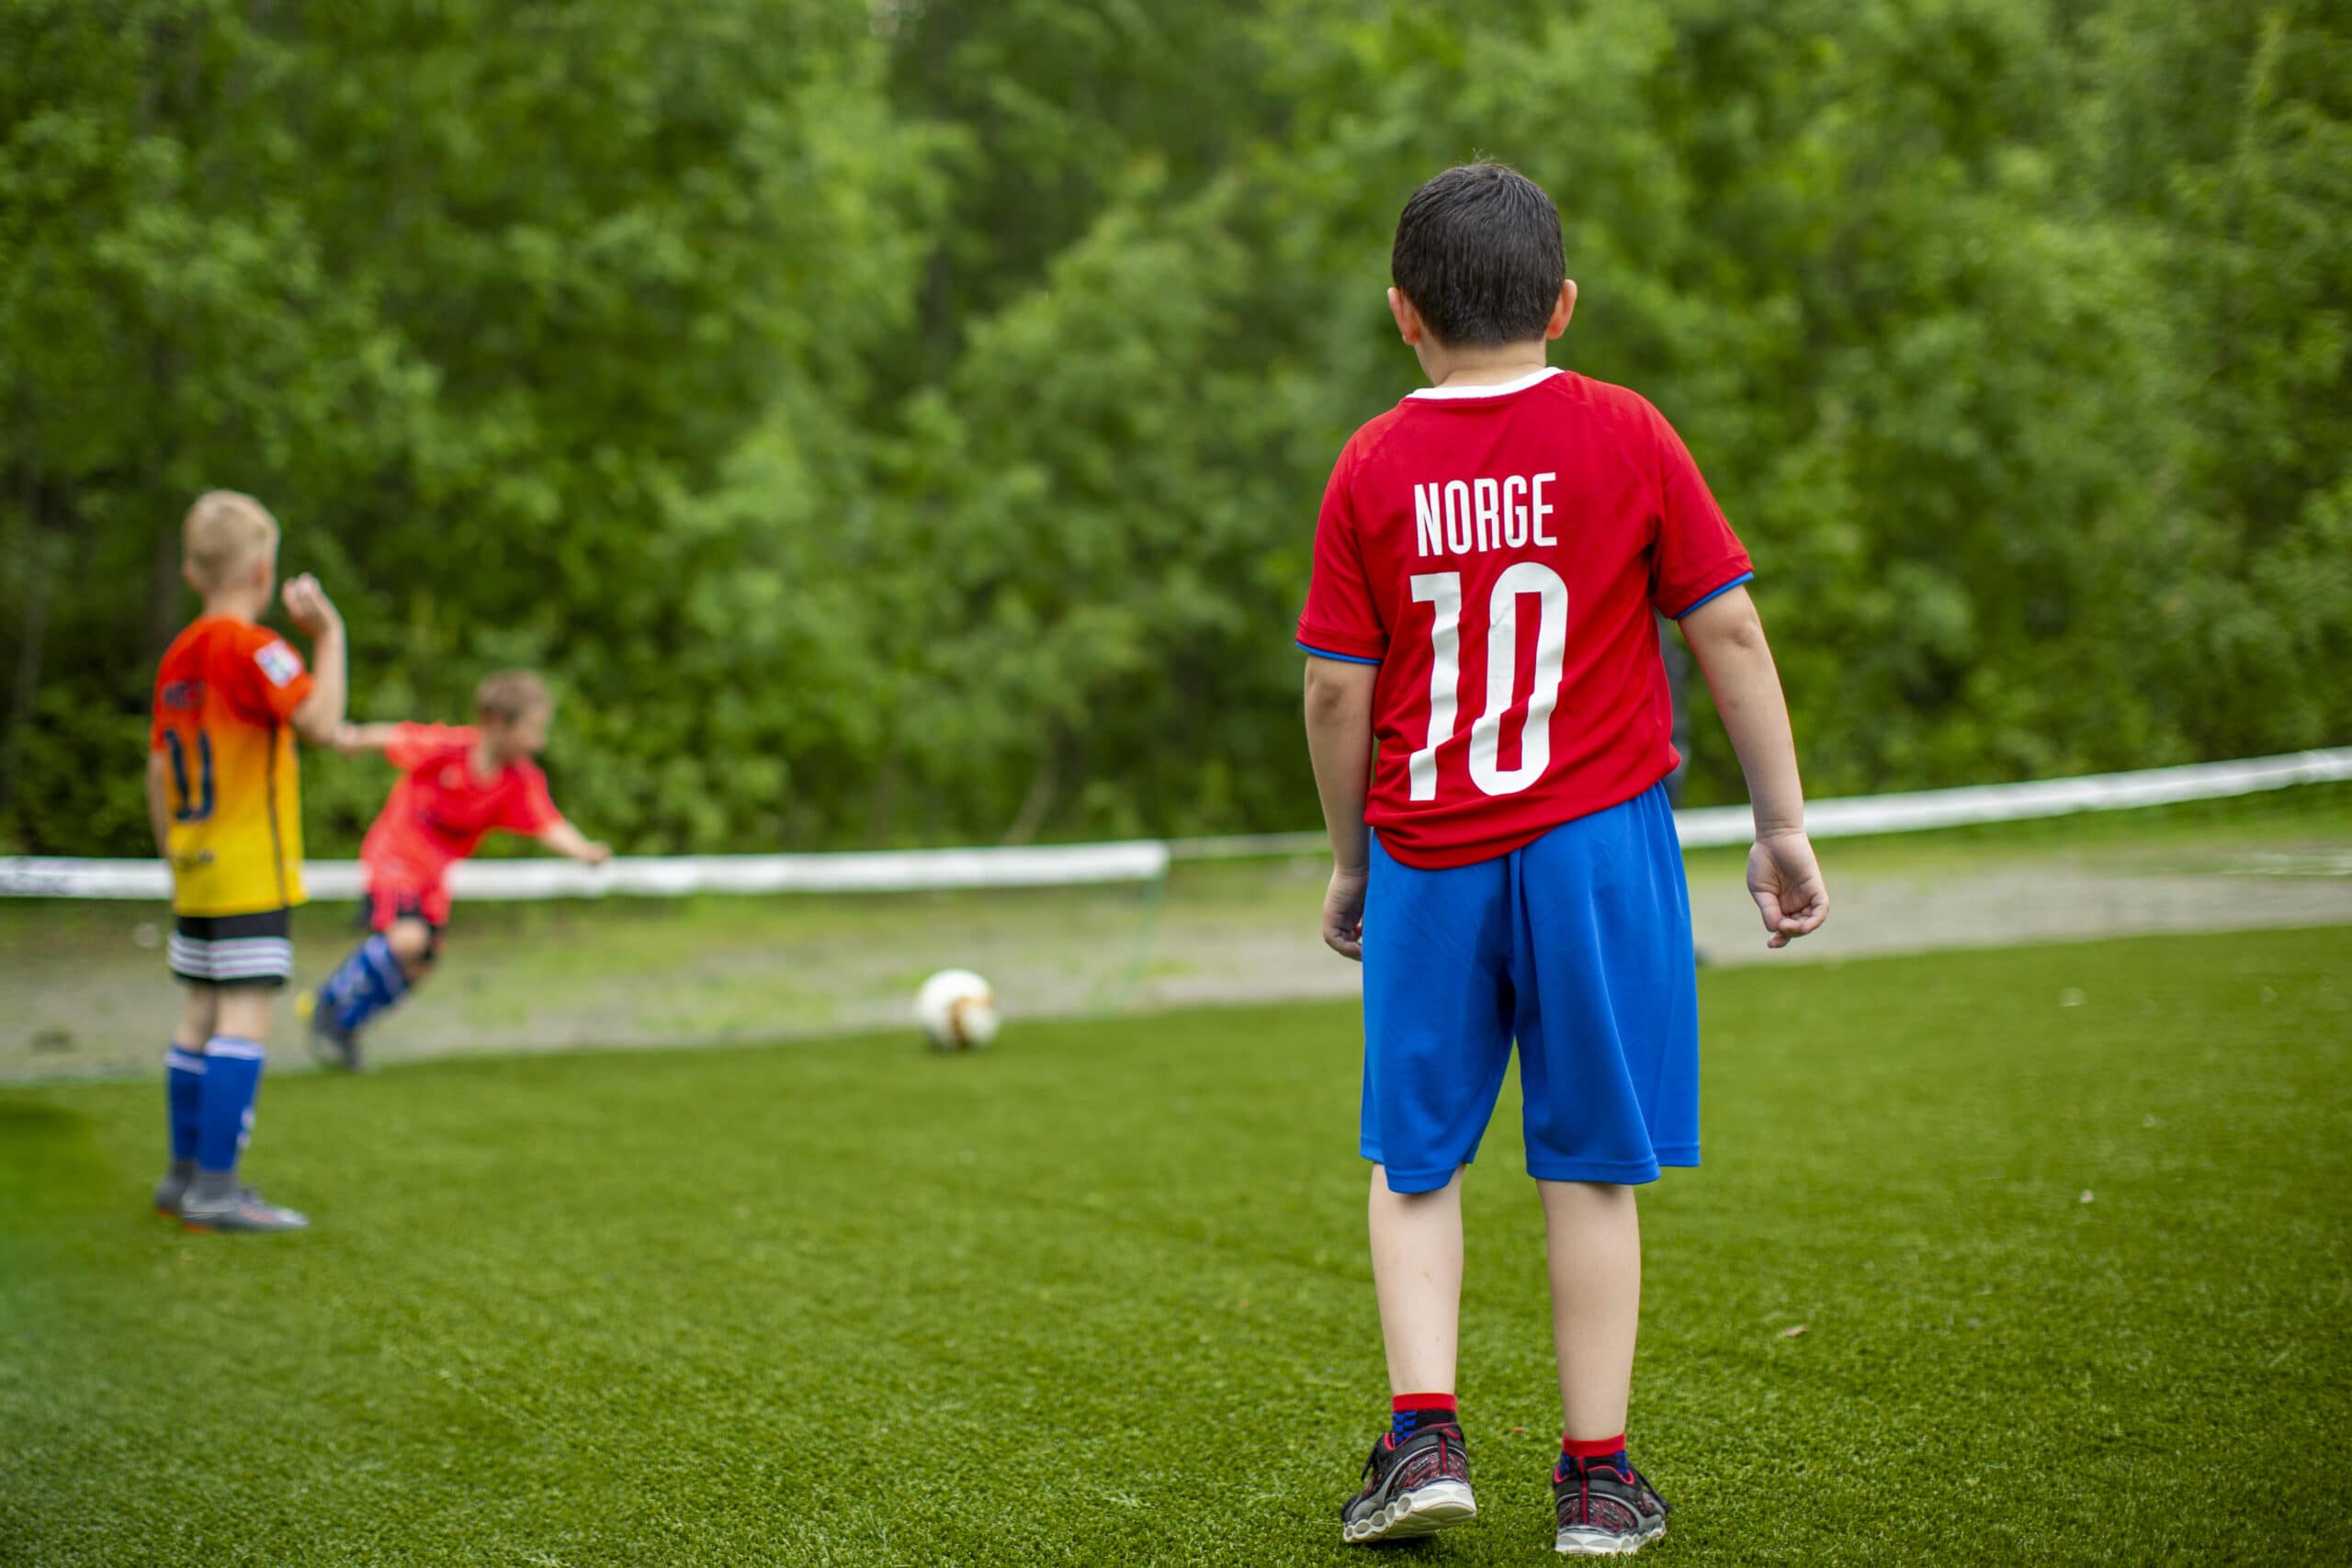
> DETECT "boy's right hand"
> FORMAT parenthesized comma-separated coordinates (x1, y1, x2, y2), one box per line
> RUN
(282, 573, 342, 636)
(1747, 831, 1828, 949)
(1321, 863, 1369, 962)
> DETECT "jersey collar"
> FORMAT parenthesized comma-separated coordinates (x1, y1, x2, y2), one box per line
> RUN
(1406, 367, 1563, 401)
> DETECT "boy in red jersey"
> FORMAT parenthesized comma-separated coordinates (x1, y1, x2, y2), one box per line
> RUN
(150, 491, 350, 1233)
(1300, 165, 1828, 1554)
(300, 671, 609, 1067)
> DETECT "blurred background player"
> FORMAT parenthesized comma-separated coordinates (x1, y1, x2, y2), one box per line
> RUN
(1297, 164, 1828, 1554)
(300, 671, 611, 1068)
(149, 491, 348, 1233)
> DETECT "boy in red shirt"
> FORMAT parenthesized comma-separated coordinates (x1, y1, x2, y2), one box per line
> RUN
(1300, 165, 1828, 1553)
(300, 671, 609, 1067)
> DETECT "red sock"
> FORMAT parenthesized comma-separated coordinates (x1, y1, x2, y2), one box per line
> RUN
(1562, 1432, 1628, 1470)
(1391, 1393, 1457, 1438)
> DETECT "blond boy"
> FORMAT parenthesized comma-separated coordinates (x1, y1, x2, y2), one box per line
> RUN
(149, 491, 348, 1232)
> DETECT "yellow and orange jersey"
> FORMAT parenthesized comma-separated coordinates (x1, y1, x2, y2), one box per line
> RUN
(151, 615, 315, 916)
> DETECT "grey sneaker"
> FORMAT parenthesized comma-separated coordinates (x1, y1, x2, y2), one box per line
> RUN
(152, 1170, 190, 1217)
(1553, 1455, 1668, 1555)
(181, 1185, 310, 1233)
(1340, 1422, 1476, 1544)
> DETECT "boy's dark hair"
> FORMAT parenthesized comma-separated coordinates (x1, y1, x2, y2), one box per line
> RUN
(476, 670, 552, 724)
(1391, 164, 1565, 349)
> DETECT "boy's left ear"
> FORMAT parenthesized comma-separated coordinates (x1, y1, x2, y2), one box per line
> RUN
(1545, 280, 1577, 341)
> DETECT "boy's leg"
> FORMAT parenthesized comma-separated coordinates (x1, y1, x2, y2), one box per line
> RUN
(155, 985, 220, 1213)
(385, 915, 438, 979)
(1341, 838, 1511, 1545)
(308, 890, 437, 1066)
(1539, 1180, 1641, 1440)
(1544, 1188, 1665, 1555)
(176, 910, 307, 1234)
(1369, 1167, 1465, 1397)
(1509, 788, 1690, 1553)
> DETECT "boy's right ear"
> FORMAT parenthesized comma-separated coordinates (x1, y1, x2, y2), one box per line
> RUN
(1387, 286, 1426, 346)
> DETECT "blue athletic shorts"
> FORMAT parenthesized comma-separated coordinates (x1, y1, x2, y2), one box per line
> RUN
(1361, 782, 1699, 1193)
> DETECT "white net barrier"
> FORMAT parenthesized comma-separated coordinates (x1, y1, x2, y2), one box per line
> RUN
(4, 747, 2346, 899)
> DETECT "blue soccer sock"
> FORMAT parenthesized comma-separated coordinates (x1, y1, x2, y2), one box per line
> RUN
(165, 1044, 207, 1162)
(195, 1036, 266, 1175)
(319, 933, 410, 1037)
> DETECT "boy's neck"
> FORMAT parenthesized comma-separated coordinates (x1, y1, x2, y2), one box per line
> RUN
(199, 589, 269, 624)
(471, 736, 503, 775)
(1419, 340, 1551, 391)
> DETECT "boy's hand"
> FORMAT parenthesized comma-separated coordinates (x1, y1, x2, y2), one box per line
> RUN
(281, 574, 342, 636)
(1321, 863, 1369, 962)
(582, 840, 614, 866)
(1747, 831, 1828, 949)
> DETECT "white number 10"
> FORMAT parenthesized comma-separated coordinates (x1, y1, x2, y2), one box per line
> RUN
(1407, 563, 1569, 800)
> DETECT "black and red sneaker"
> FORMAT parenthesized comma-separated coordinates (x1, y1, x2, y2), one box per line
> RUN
(1340, 1422, 1476, 1544)
(1552, 1454, 1668, 1556)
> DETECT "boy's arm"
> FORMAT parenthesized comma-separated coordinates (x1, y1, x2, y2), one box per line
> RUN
(281, 574, 348, 747)
(1678, 585, 1828, 948)
(536, 818, 612, 865)
(1303, 655, 1379, 960)
(144, 751, 173, 861)
(332, 723, 405, 757)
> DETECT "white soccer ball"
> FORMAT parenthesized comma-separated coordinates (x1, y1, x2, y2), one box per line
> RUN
(915, 968, 1000, 1051)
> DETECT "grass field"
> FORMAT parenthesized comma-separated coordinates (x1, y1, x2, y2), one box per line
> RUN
(3, 926, 2346, 1565)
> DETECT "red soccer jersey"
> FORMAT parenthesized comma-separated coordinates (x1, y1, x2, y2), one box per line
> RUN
(359, 723, 563, 890)
(1295, 367, 1752, 869)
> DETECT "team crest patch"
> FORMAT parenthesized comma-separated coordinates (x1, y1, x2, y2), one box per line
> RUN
(254, 640, 302, 687)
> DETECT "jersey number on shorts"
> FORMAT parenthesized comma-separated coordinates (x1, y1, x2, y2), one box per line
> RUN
(1408, 564, 1568, 800)
(164, 730, 216, 822)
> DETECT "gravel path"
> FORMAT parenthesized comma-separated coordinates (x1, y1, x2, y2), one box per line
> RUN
(6, 844, 2346, 1082)
(1141, 854, 2352, 1008)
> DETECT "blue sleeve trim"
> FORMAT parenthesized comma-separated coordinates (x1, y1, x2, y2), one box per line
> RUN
(1296, 640, 1382, 666)
(1672, 571, 1754, 620)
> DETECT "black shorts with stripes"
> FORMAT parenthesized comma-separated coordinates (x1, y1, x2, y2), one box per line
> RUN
(168, 908, 294, 988)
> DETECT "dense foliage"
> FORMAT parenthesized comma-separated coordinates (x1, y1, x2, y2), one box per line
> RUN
(4, 0, 2346, 853)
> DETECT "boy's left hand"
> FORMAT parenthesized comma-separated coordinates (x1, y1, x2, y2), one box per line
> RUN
(582, 841, 613, 865)
(1321, 863, 1368, 962)
(281, 574, 342, 636)
(1747, 830, 1828, 948)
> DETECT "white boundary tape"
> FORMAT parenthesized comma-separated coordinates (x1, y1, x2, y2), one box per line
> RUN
(2, 748, 2344, 900)
(0, 840, 1170, 902)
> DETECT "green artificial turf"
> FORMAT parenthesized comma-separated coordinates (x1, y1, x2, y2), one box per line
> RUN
(2, 928, 2347, 1565)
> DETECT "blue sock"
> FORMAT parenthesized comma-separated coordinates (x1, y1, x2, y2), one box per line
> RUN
(1393, 1394, 1458, 1441)
(165, 1044, 207, 1161)
(196, 1036, 265, 1174)
(320, 934, 409, 1036)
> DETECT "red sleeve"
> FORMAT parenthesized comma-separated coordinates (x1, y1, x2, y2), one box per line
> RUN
(500, 764, 562, 836)
(226, 624, 314, 723)
(1644, 401, 1754, 619)
(1295, 442, 1388, 663)
(387, 723, 475, 773)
